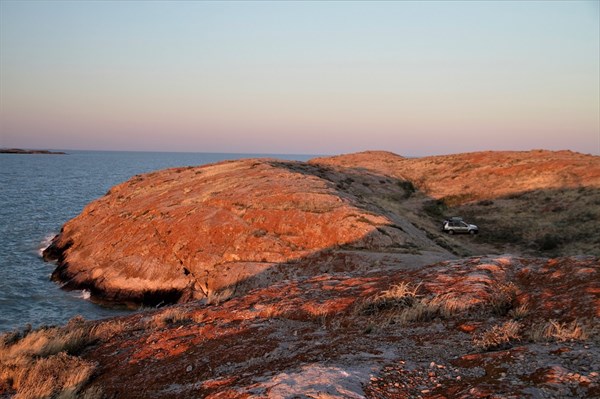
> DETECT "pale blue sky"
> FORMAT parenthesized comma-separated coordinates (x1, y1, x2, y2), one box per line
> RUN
(1, 1, 598, 155)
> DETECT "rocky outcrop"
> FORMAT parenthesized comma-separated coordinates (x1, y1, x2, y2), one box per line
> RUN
(43, 150, 600, 305)
(70, 255, 600, 398)
(44, 158, 451, 306)
(4, 256, 597, 398)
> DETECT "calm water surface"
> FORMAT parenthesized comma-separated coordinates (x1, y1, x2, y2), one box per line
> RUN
(0, 151, 314, 332)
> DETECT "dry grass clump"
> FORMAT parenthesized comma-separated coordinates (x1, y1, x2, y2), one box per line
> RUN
(392, 293, 480, 324)
(473, 320, 522, 351)
(92, 320, 128, 341)
(428, 293, 477, 318)
(358, 281, 500, 326)
(489, 283, 519, 316)
(150, 306, 193, 328)
(528, 319, 589, 342)
(359, 282, 419, 316)
(508, 303, 530, 320)
(0, 316, 99, 399)
(10, 352, 97, 399)
(0, 322, 93, 362)
(256, 303, 296, 320)
(206, 287, 235, 305)
(358, 282, 492, 326)
(392, 300, 439, 324)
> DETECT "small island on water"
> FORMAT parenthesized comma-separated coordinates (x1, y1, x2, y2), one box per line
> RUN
(0, 148, 66, 155)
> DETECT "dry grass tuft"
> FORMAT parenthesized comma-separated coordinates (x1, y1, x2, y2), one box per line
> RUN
(528, 319, 589, 342)
(473, 320, 522, 351)
(428, 293, 476, 318)
(1, 325, 94, 362)
(150, 306, 192, 328)
(509, 303, 530, 320)
(358, 282, 489, 325)
(359, 282, 419, 316)
(393, 300, 439, 324)
(92, 320, 128, 341)
(0, 316, 99, 399)
(11, 352, 96, 399)
(206, 287, 235, 305)
(489, 282, 518, 316)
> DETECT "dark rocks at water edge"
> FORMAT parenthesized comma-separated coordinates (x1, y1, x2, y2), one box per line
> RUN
(0, 148, 66, 154)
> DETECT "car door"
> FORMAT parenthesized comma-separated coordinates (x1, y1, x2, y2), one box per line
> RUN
(459, 221, 469, 233)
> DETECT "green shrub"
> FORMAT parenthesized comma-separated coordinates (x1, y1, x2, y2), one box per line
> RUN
(422, 200, 447, 218)
(397, 180, 416, 198)
(535, 234, 561, 251)
(485, 225, 524, 245)
(441, 193, 477, 207)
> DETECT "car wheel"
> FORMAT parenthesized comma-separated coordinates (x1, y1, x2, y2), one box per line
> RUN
(448, 230, 454, 235)
(469, 230, 476, 235)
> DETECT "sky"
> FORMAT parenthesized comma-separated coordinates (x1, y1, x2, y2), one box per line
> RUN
(0, 1, 599, 156)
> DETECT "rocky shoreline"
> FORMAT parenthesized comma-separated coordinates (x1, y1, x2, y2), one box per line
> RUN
(2, 150, 599, 398)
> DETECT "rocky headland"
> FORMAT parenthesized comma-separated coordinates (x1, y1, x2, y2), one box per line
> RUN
(2, 150, 599, 398)
(43, 158, 452, 307)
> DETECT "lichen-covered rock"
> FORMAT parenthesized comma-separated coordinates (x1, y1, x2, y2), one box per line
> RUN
(44, 158, 447, 306)
(31, 256, 597, 399)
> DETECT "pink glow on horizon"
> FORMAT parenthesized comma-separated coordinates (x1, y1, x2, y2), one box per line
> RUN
(1, 1, 598, 156)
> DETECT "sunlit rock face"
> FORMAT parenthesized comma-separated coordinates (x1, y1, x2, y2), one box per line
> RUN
(44, 150, 600, 306)
(44, 157, 447, 306)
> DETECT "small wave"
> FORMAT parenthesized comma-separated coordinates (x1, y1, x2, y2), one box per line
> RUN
(76, 290, 91, 300)
(37, 233, 56, 258)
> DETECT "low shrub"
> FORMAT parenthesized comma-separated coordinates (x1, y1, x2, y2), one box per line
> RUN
(484, 225, 524, 245)
(422, 200, 447, 218)
(509, 303, 530, 320)
(397, 180, 416, 198)
(535, 234, 561, 251)
(441, 193, 477, 207)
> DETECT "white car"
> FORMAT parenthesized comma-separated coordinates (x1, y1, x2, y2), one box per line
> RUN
(442, 217, 478, 235)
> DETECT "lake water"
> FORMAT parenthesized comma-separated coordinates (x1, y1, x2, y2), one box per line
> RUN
(0, 150, 315, 332)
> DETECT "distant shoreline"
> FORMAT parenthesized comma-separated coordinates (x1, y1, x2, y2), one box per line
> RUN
(0, 148, 66, 155)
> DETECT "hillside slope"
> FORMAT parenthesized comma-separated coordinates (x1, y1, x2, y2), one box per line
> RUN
(312, 150, 600, 201)
(312, 150, 600, 256)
